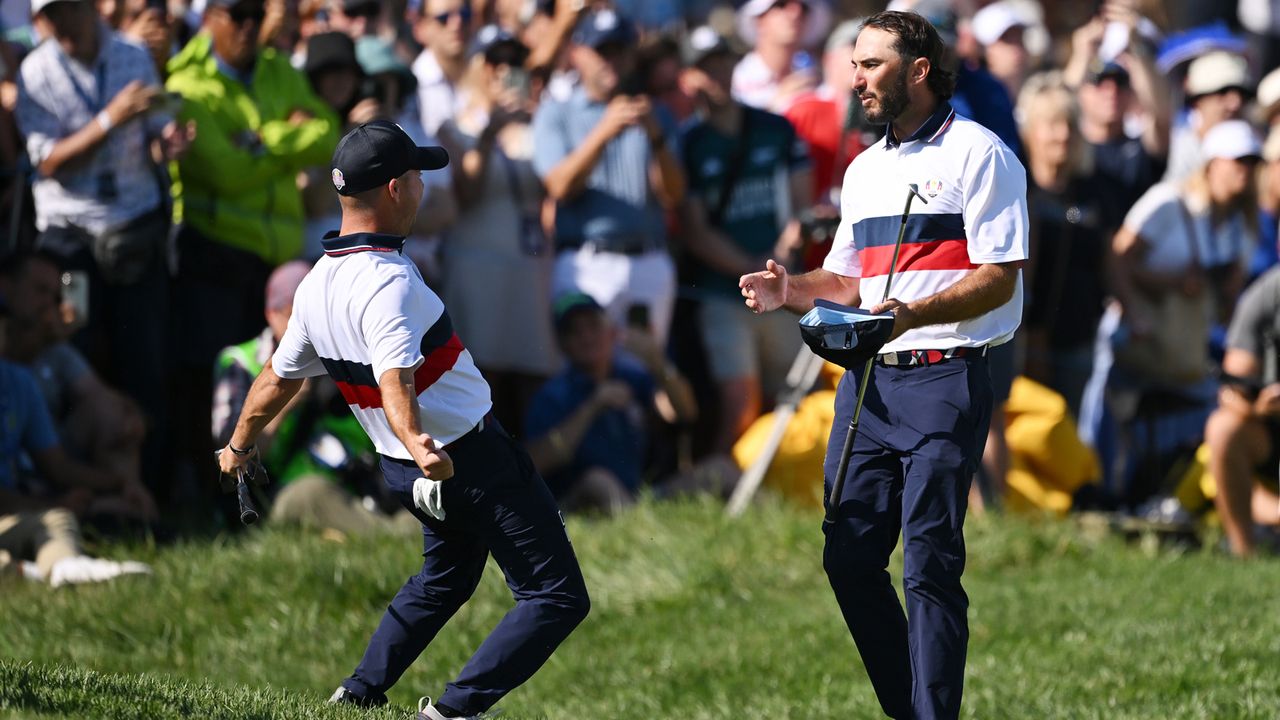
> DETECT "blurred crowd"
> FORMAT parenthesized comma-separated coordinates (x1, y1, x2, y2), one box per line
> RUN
(2, 0, 1279, 586)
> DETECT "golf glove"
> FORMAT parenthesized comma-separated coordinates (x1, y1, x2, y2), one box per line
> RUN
(412, 477, 446, 521)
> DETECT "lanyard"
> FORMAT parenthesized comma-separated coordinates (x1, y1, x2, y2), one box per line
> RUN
(56, 48, 109, 114)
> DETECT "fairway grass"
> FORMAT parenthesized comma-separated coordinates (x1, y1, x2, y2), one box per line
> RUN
(1, 498, 1277, 719)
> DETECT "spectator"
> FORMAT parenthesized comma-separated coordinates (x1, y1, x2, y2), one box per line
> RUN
(1204, 266, 1280, 557)
(411, 0, 472, 136)
(326, 0, 379, 38)
(1256, 66, 1280, 129)
(1063, 8, 1170, 212)
(532, 8, 685, 344)
(0, 270, 153, 529)
(677, 26, 810, 454)
(524, 293, 698, 514)
(165, 0, 338, 510)
(1164, 50, 1253, 183)
(211, 260, 411, 535)
(16, 0, 193, 492)
(117, 0, 173, 77)
(970, 0, 1031, 103)
(1017, 73, 1121, 418)
(0, 249, 157, 525)
(436, 28, 556, 435)
(731, 0, 828, 114)
(1255, 124, 1280, 278)
(636, 34, 695, 124)
(354, 35, 458, 278)
(784, 19, 870, 206)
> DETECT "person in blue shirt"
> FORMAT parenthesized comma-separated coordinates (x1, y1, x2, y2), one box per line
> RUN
(524, 293, 696, 513)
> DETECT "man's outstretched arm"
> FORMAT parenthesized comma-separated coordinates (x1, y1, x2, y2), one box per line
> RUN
(217, 358, 304, 474)
(740, 260, 861, 315)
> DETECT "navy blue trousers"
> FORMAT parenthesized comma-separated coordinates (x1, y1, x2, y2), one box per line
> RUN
(342, 420, 590, 714)
(823, 356, 992, 720)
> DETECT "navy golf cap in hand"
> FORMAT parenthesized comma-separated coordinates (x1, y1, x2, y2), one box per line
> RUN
(798, 299, 895, 368)
(330, 120, 449, 196)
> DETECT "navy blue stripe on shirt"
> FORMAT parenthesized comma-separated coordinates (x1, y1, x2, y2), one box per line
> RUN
(321, 311, 462, 409)
(852, 213, 966, 250)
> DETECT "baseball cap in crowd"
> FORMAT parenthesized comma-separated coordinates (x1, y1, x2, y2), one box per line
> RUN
(971, 1, 1026, 47)
(683, 25, 736, 67)
(265, 261, 312, 312)
(1256, 66, 1280, 124)
(330, 120, 449, 196)
(1086, 60, 1129, 86)
(356, 36, 417, 92)
(552, 292, 604, 334)
(305, 31, 361, 76)
(31, 0, 80, 15)
(824, 19, 862, 55)
(572, 9, 637, 50)
(885, 0, 957, 46)
(738, 0, 832, 49)
(1185, 51, 1252, 99)
(1201, 119, 1263, 163)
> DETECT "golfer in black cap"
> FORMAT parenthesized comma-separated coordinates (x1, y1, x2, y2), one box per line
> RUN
(217, 120, 590, 720)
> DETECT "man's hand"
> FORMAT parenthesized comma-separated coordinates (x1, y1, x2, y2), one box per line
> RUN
(1254, 384, 1280, 417)
(740, 259, 790, 314)
(871, 298, 917, 341)
(347, 97, 383, 126)
(104, 80, 159, 127)
(598, 96, 649, 139)
(217, 445, 256, 476)
(592, 380, 633, 411)
(159, 120, 196, 160)
(287, 108, 315, 126)
(412, 433, 454, 481)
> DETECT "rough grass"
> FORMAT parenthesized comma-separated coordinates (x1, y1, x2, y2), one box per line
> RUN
(1, 498, 1277, 719)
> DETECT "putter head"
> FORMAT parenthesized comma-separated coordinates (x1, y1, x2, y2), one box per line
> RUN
(907, 183, 929, 205)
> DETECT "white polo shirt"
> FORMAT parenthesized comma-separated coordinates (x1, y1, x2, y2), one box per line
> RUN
(824, 102, 1028, 353)
(272, 232, 492, 459)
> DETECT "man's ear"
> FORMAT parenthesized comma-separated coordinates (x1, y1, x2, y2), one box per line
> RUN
(387, 177, 401, 202)
(911, 56, 931, 88)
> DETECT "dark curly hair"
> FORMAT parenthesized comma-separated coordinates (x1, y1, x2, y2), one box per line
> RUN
(860, 10, 956, 100)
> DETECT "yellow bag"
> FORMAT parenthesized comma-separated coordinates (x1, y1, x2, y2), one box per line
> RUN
(1003, 377, 1101, 515)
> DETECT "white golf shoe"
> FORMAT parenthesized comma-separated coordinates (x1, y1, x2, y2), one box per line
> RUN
(48, 556, 151, 587)
(416, 696, 500, 720)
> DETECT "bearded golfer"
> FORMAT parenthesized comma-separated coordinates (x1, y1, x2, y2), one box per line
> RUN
(217, 121, 589, 720)
(741, 11, 1027, 720)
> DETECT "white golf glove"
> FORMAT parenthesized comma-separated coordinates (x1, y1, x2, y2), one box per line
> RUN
(412, 477, 446, 521)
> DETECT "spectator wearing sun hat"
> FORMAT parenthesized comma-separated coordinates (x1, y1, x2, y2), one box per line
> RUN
(969, 0, 1031, 102)
(1165, 50, 1254, 183)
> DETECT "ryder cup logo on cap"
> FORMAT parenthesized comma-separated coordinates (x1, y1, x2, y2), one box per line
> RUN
(329, 120, 449, 197)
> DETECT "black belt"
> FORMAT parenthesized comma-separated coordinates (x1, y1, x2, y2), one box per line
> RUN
(876, 346, 988, 367)
(557, 235, 664, 256)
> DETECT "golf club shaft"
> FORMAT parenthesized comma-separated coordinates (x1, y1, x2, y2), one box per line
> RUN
(825, 355, 874, 521)
(827, 186, 922, 520)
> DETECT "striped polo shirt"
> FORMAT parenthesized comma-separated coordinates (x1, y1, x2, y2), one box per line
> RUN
(824, 101, 1028, 353)
(272, 231, 491, 458)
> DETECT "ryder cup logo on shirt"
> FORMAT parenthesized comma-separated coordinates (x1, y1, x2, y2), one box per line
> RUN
(924, 178, 944, 197)
(331, 168, 346, 191)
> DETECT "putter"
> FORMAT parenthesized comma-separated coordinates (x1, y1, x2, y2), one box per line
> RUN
(825, 184, 928, 523)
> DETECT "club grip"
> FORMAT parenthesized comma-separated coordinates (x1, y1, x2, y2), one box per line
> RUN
(236, 478, 260, 525)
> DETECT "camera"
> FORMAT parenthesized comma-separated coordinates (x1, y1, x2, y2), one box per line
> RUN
(798, 207, 841, 244)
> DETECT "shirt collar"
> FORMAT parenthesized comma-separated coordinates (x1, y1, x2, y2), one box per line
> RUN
(321, 230, 406, 256)
(213, 50, 255, 87)
(884, 101, 955, 149)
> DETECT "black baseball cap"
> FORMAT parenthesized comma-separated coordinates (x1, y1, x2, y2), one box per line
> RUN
(330, 120, 449, 196)
(552, 292, 604, 334)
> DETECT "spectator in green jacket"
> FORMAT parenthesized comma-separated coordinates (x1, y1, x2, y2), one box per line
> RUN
(164, 0, 338, 512)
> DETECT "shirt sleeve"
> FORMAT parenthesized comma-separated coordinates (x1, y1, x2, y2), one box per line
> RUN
(531, 101, 570, 180)
(362, 275, 430, 380)
(822, 162, 861, 277)
(16, 367, 59, 455)
(963, 143, 1029, 263)
(272, 313, 326, 379)
(15, 65, 61, 168)
(1226, 269, 1280, 357)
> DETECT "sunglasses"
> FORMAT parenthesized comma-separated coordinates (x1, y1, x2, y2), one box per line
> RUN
(225, 3, 266, 25)
(432, 6, 473, 25)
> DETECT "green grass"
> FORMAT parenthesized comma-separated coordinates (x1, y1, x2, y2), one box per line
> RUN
(1, 498, 1277, 719)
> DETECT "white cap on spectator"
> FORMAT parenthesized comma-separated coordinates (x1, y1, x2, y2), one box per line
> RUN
(737, 0, 832, 49)
(1201, 120, 1262, 163)
(1185, 51, 1251, 98)
(1264, 124, 1280, 163)
(31, 0, 79, 15)
(1257, 66, 1280, 120)
(971, 1, 1025, 47)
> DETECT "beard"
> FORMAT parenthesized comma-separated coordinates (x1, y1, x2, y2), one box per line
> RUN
(861, 64, 910, 124)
